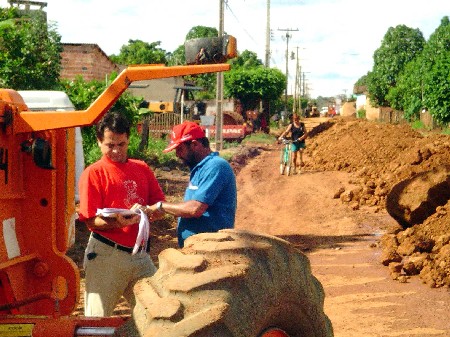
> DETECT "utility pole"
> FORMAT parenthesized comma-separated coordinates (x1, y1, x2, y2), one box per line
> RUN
(215, 0, 224, 151)
(261, 0, 271, 113)
(265, 0, 270, 67)
(293, 46, 300, 115)
(302, 72, 311, 97)
(278, 28, 298, 115)
(293, 47, 306, 115)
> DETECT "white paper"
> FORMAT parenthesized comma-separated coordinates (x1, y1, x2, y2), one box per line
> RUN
(96, 208, 139, 217)
(96, 208, 150, 255)
(132, 209, 150, 255)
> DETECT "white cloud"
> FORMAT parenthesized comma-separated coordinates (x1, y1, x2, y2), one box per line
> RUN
(1, 0, 448, 98)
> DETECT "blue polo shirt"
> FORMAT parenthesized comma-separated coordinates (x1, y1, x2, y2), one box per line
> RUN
(177, 152, 237, 247)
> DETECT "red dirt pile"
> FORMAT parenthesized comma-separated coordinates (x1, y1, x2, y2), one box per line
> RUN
(304, 116, 450, 287)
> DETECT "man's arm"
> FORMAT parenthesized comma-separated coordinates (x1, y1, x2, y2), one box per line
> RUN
(278, 124, 292, 140)
(84, 213, 141, 230)
(147, 200, 208, 219)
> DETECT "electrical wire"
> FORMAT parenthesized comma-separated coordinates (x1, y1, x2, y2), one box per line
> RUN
(224, 1, 260, 47)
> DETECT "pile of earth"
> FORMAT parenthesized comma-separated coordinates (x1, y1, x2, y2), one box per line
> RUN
(303, 116, 450, 288)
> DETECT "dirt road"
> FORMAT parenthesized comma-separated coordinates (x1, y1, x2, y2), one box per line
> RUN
(234, 142, 450, 337)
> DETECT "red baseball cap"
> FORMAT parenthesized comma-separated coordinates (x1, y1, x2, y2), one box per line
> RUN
(163, 121, 206, 153)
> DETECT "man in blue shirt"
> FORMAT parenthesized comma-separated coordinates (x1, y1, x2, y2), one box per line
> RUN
(147, 121, 237, 247)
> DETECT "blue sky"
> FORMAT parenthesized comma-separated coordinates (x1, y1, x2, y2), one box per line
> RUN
(1, 0, 448, 98)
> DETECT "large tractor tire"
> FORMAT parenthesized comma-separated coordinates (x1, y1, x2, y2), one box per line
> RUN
(115, 229, 333, 337)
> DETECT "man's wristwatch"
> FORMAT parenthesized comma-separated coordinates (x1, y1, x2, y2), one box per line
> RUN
(156, 201, 164, 212)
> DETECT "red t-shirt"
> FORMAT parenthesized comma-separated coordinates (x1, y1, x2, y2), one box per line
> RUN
(78, 156, 165, 247)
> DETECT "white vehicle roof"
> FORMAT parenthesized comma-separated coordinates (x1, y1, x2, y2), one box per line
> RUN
(18, 90, 75, 111)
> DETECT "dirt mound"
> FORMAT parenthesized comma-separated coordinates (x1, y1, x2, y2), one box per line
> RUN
(304, 116, 450, 287)
(386, 165, 450, 228)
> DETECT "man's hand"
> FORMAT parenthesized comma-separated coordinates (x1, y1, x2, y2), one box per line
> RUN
(131, 203, 164, 222)
(88, 212, 140, 230)
(145, 203, 165, 221)
(115, 213, 141, 226)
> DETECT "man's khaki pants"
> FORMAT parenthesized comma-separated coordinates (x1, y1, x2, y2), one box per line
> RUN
(83, 235, 157, 317)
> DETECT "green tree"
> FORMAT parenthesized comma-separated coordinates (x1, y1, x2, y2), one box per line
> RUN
(224, 55, 285, 112)
(353, 73, 369, 94)
(386, 56, 423, 120)
(0, 7, 62, 89)
(110, 39, 168, 65)
(421, 16, 450, 125)
(367, 24, 425, 106)
(168, 45, 185, 66)
(168, 26, 219, 66)
(229, 50, 263, 69)
(186, 26, 219, 40)
(387, 16, 450, 124)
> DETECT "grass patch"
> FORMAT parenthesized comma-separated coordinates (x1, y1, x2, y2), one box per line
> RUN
(357, 109, 366, 119)
(220, 151, 235, 161)
(242, 132, 276, 145)
(411, 120, 426, 130)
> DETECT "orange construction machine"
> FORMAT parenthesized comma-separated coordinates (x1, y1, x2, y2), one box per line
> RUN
(0, 59, 231, 335)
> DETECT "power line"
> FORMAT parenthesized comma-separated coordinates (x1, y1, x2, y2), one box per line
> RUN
(224, 1, 259, 46)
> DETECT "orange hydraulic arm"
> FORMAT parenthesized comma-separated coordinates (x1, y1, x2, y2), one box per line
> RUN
(14, 63, 230, 133)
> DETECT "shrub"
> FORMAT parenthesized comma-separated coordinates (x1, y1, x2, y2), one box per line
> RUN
(357, 109, 366, 119)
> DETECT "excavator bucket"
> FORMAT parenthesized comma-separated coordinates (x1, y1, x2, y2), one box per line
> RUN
(185, 35, 237, 65)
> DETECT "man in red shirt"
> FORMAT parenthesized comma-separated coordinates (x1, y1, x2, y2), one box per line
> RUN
(78, 111, 165, 317)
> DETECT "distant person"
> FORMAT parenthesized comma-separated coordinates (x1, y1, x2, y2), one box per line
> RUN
(278, 113, 308, 174)
(140, 121, 237, 248)
(78, 111, 166, 317)
(260, 113, 268, 133)
(251, 109, 261, 132)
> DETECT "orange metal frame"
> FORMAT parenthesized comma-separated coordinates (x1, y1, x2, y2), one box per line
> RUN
(14, 64, 230, 132)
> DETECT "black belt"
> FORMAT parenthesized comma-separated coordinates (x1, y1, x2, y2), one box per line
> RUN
(92, 232, 149, 254)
